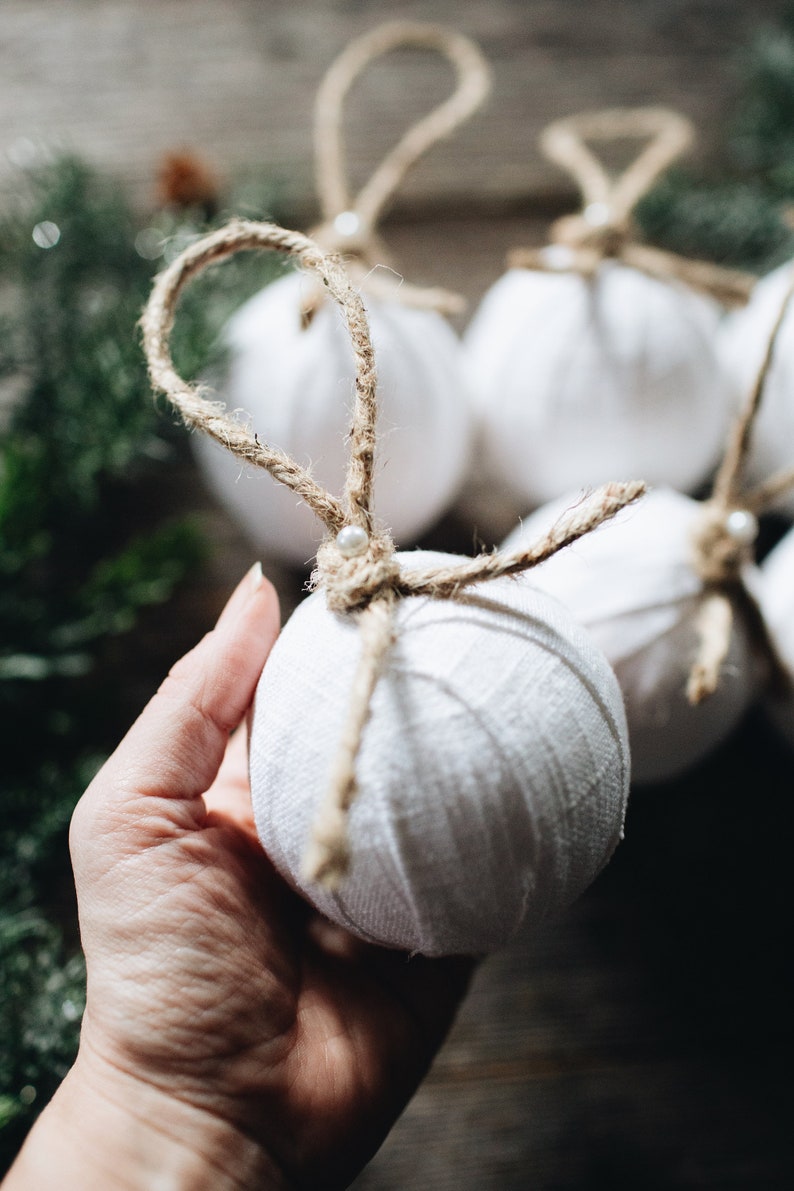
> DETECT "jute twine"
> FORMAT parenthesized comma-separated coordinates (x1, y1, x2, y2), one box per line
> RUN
(687, 265, 794, 704)
(509, 107, 755, 308)
(305, 20, 491, 319)
(141, 217, 646, 890)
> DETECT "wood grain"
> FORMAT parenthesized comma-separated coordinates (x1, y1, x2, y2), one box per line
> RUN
(0, 0, 789, 214)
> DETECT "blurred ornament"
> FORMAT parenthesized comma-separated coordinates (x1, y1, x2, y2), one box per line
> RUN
(466, 108, 752, 515)
(193, 273, 470, 563)
(195, 23, 490, 565)
(502, 487, 760, 783)
(501, 271, 794, 782)
(719, 260, 794, 515)
(759, 525, 794, 745)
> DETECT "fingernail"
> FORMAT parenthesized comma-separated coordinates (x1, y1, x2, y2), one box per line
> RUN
(248, 560, 264, 592)
(216, 562, 265, 629)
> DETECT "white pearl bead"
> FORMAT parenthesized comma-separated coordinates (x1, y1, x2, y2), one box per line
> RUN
(724, 508, 759, 546)
(540, 244, 575, 271)
(583, 201, 612, 227)
(336, 524, 369, 558)
(333, 211, 362, 239)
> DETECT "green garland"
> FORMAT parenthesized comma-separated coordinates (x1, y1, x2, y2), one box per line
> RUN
(0, 153, 282, 1171)
(731, 12, 794, 197)
(636, 171, 793, 270)
(635, 14, 794, 270)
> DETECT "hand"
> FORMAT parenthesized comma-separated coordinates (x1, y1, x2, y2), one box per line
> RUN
(4, 565, 472, 1190)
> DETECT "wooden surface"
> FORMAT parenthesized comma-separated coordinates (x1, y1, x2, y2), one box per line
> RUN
(0, 0, 789, 215)
(4, 2, 794, 1187)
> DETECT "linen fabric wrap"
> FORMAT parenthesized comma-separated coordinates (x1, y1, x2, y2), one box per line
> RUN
(760, 526, 794, 745)
(249, 552, 630, 957)
(719, 260, 794, 516)
(194, 271, 472, 566)
(503, 488, 759, 784)
(464, 265, 729, 508)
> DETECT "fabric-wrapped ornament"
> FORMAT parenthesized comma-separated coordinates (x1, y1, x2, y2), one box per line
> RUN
(501, 275, 794, 783)
(759, 527, 794, 746)
(502, 488, 758, 784)
(719, 260, 794, 516)
(195, 22, 490, 565)
(464, 108, 753, 513)
(252, 554, 631, 955)
(142, 219, 645, 957)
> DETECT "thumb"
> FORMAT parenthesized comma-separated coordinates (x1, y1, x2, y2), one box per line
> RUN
(78, 563, 279, 825)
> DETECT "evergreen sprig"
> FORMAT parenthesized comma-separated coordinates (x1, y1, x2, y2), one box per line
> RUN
(634, 15, 794, 272)
(730, 12, 794, 195)
(636, 171, 794, 271)
(0, 152, 282, 1170)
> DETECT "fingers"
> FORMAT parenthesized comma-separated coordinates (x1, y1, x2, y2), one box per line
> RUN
(366, 950, 476, 1057)
(90, 563, 280, 807)
(203, 726, 258, 838)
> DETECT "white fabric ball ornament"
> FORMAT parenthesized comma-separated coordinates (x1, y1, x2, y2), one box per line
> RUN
(249, 551, 630, 956)
(464, 263, 730, 509)
(195, 271, 472, 564)
(719, 262, 794, 515)
(759, 527, 794, 745)
(502, 487, 759, 783)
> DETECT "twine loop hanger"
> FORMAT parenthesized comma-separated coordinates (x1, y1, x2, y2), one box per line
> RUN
(510, 107, 755, 308)
(541, 107, 693, 255)
(307, 20, 491, 317)
(141, 217, 645, 889)
(687, 267, 794, 704)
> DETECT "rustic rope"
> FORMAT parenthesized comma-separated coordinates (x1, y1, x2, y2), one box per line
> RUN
(394, 481, 645, 600)
(621, 245, 754, 309)
(316, 21, 490, 231)
(686, 591, 734, 706)
(508, 107, 755, 308)
(140, 219, 378, 534)
(301, 592, 397, 889)
(686, 264, 794, 702)
(541, 107, 693, 232)
(745, 463, 794, 512)
(142, 218, 646, 889)
(711, 266, 794, 509)
(308, 20, 491, 316)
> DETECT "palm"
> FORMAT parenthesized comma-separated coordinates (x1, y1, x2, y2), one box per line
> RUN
(73, 728, 470, 1188)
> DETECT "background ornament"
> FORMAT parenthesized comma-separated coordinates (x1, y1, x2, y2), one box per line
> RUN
(465, 107, 751, 512)
(194, 22, 491, 565)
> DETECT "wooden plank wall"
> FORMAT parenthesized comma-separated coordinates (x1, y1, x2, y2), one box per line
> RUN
(2, 3, 793, 1188)
(1, 0, 789, 214)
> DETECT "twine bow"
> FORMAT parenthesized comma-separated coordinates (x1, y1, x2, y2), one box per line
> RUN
(141, 218, 645, 889)
(509, 107, 755, 309)
(686, 266, 794, 704)
(306, 20, 491, 318)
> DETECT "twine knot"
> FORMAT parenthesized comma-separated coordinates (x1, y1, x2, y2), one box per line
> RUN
(684, 268, 794, 704)
(550, 208, 634, 260)
(690, 501, 759, 587)
(314, 529, 401, 613)
(508, 106, 755, 308)
(310, 212, 388, 265)
(303, 216, 395, 323)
